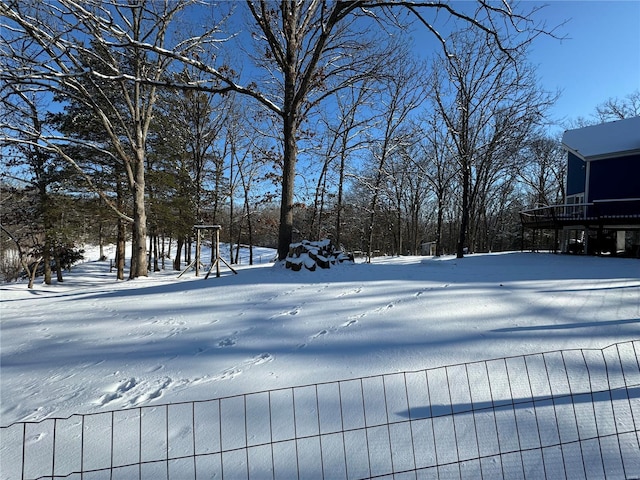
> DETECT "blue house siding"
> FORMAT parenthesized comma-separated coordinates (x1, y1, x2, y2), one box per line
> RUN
(588, 153, 640, 201)
(566, 152, 586, 196)
(521, 118, 640, 257)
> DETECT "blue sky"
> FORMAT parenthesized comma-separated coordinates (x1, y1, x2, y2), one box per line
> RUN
(30, 1, 640, 132)
(527, 0, 640, 125)
(407, 1, 640, 129)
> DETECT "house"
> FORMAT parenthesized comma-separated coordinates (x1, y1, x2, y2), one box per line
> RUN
(520, 116, 640, 257)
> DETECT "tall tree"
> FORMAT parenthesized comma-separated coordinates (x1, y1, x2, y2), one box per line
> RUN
(244, 1, 391, 259)
(309, 78, 376, 245)
(363, 56, 425, 261)
(2, 0, 558, 264)
(0, 0, 222, 277)
(518, 133, 566, 208)
(416, 112, 458, 256)
(0, 82, 76, 285)
(430, 27, 554, 257)
(391, 138, 431, 255)
(108, 1, 554, 260)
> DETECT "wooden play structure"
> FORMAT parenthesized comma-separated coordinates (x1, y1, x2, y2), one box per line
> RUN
(179, 225, 237, 279)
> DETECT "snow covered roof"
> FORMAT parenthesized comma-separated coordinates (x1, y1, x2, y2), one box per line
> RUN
(562, 116, 640, 161)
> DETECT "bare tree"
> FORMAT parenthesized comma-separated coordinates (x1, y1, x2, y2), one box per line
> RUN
(222, 97, 255, 264)
(0, 0, 223, 278)
(385, 135, 430, 255)
(172, 72, 229, 225)
(416, 112, 458, 256)
(595, 90, 640, 122)
(308, 78, 377, 243)
(362, 56, 426, 261)
(518, 133, 566, 208)
(431, 27, 554, 257)
(236, 121, 275, 265)
(243, 1, 397, 259)
(2, 0, 559, 266)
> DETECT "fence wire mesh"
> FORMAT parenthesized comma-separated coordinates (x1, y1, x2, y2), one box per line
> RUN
(2, 340, 639, 480)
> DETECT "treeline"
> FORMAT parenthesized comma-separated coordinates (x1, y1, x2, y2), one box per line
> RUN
(1, 1, 638, 286)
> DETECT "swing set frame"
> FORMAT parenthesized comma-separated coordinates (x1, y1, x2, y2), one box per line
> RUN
(178, 225, 238, 279)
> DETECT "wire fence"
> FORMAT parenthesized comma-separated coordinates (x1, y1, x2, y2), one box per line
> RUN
(2, 340, 639, 480)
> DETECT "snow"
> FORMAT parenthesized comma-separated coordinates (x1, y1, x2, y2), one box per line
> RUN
(1, 248, 639, 478)
(562, 116, 640, 161)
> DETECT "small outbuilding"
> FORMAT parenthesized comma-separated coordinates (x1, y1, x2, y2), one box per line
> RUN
(420, 241, 437, 256)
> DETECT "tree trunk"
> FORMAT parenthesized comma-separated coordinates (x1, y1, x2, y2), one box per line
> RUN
(27, 258, 42, 289)
(43, 237, 52, 285)
(247, 212, 254, 266)
(436, 193, 444, 256)
(161, 234, 166, 270)
(116, 182, 126, 280)
(235, 225, 242, 264)
(116, 219, 126, 280)
(54, 248, 63, 283)
(397, 208, 403, 256)
(336, 150, 346, 248)
(129, 153, 148, 279)
(277, 109, 298, 260)
(174, 237, 184, 270)
(99, 222, 106, 261)
(457, 161, 470, 258)
(153, 235, 160, 272)
(148, 234, 153, 271)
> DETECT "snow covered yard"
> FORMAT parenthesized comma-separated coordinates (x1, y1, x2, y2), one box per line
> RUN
(1, 251, 639, 479)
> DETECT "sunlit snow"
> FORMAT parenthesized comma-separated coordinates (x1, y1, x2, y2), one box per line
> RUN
(1, 247, 639, 478)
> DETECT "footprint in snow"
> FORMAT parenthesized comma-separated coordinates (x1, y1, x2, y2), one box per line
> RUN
(415, 289, 431, 297)
(311, 329, 328, 339)
(210, 353, 274, 381)
(98, 377, 172, 407)
(217, 338, 236, 347)
(129, 378, 171, 406)
(374, 303, 394, 313)
(26, 432, 47, 444)
(299, 319, 358, 348)
(337, 287, 363, 297)
(252, 352, 273, 365)
(98, 377, 137, 406)
(340, 319, 358, 328)
(270, 308, 301, 318)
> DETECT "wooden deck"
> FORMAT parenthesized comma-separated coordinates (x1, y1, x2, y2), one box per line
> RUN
(520, 199, 640, 230)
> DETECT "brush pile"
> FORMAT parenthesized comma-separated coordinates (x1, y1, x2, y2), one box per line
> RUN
(285, 239, 354, 271)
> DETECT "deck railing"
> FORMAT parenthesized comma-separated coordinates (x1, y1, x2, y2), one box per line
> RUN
(520, 198, 640, 229)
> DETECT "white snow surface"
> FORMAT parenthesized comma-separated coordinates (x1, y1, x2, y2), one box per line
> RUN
(1, 249, 639, 427)
(562, 115, 640, 160)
